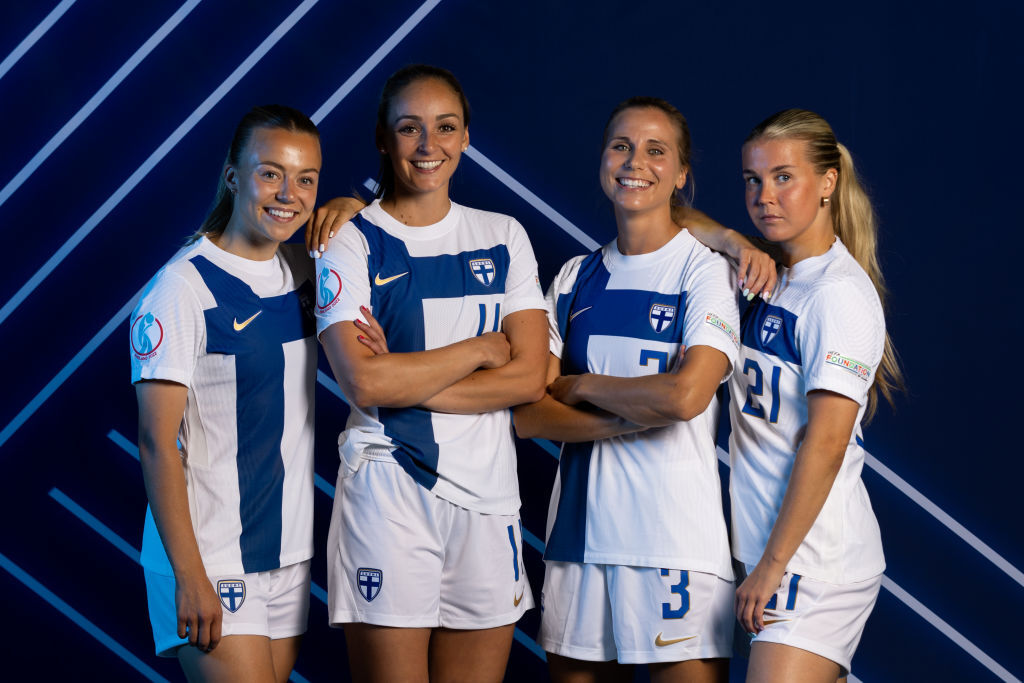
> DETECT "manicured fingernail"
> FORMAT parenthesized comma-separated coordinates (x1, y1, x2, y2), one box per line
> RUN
(738, 278, 745, 288)
(746, 291, 755, 301)
(742, 288, 750, 297)
(762, 290, 771, 300)
(318, 244, 325, 253)
(357, 335, 365, 341)
(329, 231, 335, 238)
(309, 250, 315, 258)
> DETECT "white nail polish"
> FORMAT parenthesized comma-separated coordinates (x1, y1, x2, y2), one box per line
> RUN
(319, 244, 326, 253)
(329, 231, 335, 238)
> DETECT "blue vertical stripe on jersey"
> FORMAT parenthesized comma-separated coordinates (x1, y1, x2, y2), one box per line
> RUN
(544, 440, 593, 562)
(740, 301, 800, 365)
(190, 255, 314, 572)
(353, 215, 512, 489)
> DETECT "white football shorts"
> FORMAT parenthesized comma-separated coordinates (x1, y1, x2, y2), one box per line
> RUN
(539, 561, 734, 664)
(327, 458, 533, 629)
(739, 563, 882, 677)
(144, 559, 310, 657)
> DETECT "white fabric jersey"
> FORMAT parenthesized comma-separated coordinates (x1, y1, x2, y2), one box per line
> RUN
(729, 238, 885, 584)
(315, 200, 545, 515)
(131, 238, 317, 576)
(543, 229, 739, 578)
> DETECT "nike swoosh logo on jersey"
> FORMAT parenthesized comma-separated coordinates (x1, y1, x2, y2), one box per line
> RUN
(513, 589, 525, 607)
(654, 632, 696, 647)
(233, 311, 262, 331)
(569, 306, 592, 322)
(375, 271, 409, 286)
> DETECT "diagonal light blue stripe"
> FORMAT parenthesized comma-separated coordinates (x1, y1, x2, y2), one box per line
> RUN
(513, 627, 547, 662)
(0, 551, 168, 682)
(0, 292, 137, 449)
(107, 429, 140, 460)
(49, 488, 141, 563)
(0, 0, 319, 329)
(0, 0, 203, 209)
(315, 473, 336, 498)
(521, 526, 545, 554)
(532, 438, 559, 459)
(310, 581, 327, 605)
(316, 369, 347, 402)
(289, 670, 311, 683)
(311, 0, 444, 124)
(0, 0, 77, 82)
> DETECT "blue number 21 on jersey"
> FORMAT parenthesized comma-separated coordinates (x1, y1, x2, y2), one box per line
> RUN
(741, 358, 781, 423)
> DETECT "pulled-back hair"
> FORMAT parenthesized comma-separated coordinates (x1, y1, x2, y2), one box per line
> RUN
(189, 104, 320, 244)
(602, 96, 694, 206)
(746, 109, 903, 418)
(374, 64, 470, 199)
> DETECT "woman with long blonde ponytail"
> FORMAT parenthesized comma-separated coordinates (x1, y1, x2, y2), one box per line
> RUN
(723, 108, 902, 682)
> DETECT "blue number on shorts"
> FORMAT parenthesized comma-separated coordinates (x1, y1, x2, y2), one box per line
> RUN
(639, 349, 669, 373)
(476, 303, 502, 335)
(765, 574, 802, 611)
(660, 569, 691, 619)
(506, 524, 520, 581)
(741, 359, 781, 423)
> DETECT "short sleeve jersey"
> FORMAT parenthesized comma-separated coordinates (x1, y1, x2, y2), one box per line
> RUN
(314, 200, 545, 515)
(729, 238, 885, 584)
(130, 238, 317, 576)
(543, 229, 739, 578)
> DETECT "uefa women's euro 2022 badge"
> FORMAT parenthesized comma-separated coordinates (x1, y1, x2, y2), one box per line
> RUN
(317, 266, 342, 314)
(131, 312, 163, 361)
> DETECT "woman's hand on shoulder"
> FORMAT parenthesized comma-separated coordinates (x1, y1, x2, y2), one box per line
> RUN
(306, 195, 367, 258)
(734, 238, 778, 302)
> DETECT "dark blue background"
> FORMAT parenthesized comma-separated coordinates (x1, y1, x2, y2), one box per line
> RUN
(1, 1, 1020, 681)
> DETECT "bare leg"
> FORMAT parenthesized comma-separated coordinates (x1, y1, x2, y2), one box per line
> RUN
(746, 641, 841, 683)
(342, 623, 431, 683)
(547, 652, 635, 683)
(177, 634, 277, 683)
(649, 657, 729, 683)
(429, 624, 515, 683)
(269, 635, 303, 683)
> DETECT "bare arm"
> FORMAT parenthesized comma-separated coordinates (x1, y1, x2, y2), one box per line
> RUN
(672, 206, 778, 300)
(136, 380, 222, 652)
(548, 344, 730, 427)
(512, 354, 647, 442)
(320, 320, 510, 409)
(420, 308, 548, 414)
(734, 390, 860, 634)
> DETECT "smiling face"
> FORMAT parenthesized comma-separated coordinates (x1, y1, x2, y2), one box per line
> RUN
(379, 77, 469, 200)
(222, 126, 320, 257)
(742, 137, 836, 262)
(600, 106, 687, 216)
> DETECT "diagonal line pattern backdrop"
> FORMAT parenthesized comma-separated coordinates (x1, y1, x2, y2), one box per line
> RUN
(0, 1, 1020, 681)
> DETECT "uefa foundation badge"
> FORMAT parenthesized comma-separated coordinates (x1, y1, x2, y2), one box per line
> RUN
(131, 312, 163, 360)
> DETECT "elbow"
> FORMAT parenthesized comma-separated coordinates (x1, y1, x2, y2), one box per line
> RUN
(668, 387, 714, 423)
(343, 372, 385, 410)
(512, 406, 542, 440)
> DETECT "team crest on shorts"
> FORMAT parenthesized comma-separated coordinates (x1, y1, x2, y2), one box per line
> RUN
(761, 314, 783, 345)
(131, 312, 163, 360)
(649, 304, 676, 333)
(357, 568, 383, 602)
(217, 580, 246, 613)
(317, 267, 342, 312)
(469, 258, 496, 286)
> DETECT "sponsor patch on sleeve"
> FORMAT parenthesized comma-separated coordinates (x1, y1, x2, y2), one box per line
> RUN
(824, 350, 872, 381)
(131, 312, 163, 360)
(316, 266, 342, 313)
(705, 312, 740, 348)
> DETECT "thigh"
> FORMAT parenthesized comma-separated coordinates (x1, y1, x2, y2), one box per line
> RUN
(177, 634, 276, 683)
(429, 624, 515, 683)
(439, 508, 534, 629)
(269, 636, 302, 683)
(342, 622, 431, 683)
(746, 641, 840, 683)
(328, 460, 445, 627)
(607, 567, 734, 665)
(547, 653, 634, 683)
(649, 657, 729, 683)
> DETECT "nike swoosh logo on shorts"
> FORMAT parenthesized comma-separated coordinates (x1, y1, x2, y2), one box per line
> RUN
(654, 632, 696, 647)
(513, 589, 525, 607)
(233, 311, 262, 331)
(762, 618, 791, 626)
(569, 306, 592, 322)
(375, 272, 409, 286)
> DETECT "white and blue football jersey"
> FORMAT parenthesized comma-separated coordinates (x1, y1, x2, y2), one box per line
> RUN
(543, 229, 739, 578)
(131, 238, 317, 576)
(315, 200, 545, 515)
(729, 238, 885, 584)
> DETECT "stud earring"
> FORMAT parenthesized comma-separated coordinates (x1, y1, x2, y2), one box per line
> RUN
(821, 197, 831, 206)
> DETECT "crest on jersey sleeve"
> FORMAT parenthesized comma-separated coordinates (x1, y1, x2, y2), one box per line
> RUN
(131, 312, 163, 360)
(357, 568, 383, 602)
(649, 304, 676, 333)
(761, 314, 783, 345)
(317, 267, 342, 312)
(217, 580, 246, 613)
(469, 258, 496, 286)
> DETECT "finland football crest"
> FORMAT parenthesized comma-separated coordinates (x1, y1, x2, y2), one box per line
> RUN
(357, 567, 383, 602)
(649, 304, 676, 333)
(469, 258, 496, 286)
(217, 580, 246, 613)
(761, 314, 783, 345)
